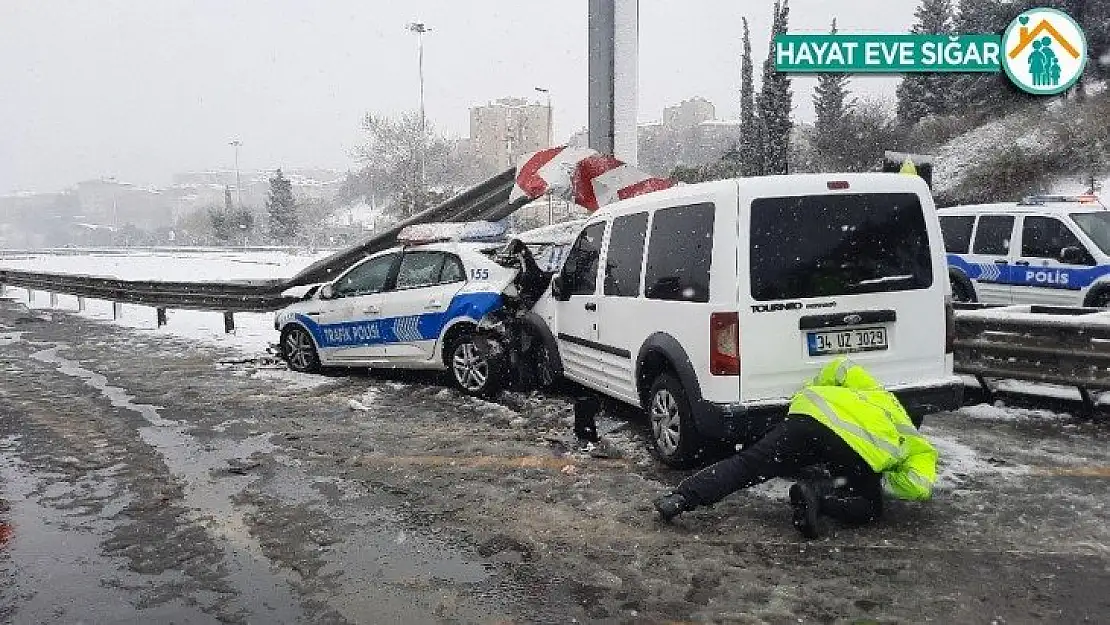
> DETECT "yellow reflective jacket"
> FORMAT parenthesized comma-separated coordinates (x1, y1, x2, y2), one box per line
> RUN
(787, 357, 938, 501)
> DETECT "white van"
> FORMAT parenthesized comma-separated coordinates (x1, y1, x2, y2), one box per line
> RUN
(530, 173, 962, 466)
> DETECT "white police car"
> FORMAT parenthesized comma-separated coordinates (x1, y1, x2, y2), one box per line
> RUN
(274, 222, 518, 396)
(939, 194, 1110, 308)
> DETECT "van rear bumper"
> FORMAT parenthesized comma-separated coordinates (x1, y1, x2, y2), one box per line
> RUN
(694, 379, 964, 443)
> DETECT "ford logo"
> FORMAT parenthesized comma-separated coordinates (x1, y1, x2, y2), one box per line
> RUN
(842, 314, 863, 325)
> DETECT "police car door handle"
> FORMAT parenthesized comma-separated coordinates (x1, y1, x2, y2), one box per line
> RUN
(425, 300, 443, 310)
(1015, 260, 1030, 266)
(363, 305, 381, 315)
(584, 302, 597, 311)
(993, 259, 1008, 264)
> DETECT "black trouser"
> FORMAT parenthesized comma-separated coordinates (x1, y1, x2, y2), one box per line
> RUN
(677, 415, 883, 524)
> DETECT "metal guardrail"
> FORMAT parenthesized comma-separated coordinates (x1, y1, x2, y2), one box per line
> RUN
(953, 304, 1110, 411)
(0, 269, 295, 333)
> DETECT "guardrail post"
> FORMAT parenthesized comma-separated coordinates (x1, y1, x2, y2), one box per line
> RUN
(77, 297, 86, 312)
(1078, 387, 1096, 413)
(156, 307, 168, 327)
(49, 292, 58, 308)
(113, 302, 122, 320)
(223, 311, 235, 334)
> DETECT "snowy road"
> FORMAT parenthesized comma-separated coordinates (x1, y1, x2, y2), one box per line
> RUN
(1, 296, 1109, 624)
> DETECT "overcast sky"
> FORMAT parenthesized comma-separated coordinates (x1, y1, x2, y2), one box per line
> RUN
(0, 0, 917, 194)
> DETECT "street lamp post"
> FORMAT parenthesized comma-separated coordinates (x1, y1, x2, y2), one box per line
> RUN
(407, 22, 431, 209)
(534, 87, 554, 224)
(229, 140, 243, 208)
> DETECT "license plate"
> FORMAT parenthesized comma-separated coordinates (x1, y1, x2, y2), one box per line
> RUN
(806, 326, 888, 356)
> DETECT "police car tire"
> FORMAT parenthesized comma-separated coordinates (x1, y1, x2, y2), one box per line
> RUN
(647, 372, 704, 469)
(282, 325, 321, 374)
(1084, 286, 1110, 309)
(949, 272, 976, 303)
(447, 333, 502, 398)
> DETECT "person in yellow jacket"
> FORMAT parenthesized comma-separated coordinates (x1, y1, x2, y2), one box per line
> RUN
(653, 357, 938, 538)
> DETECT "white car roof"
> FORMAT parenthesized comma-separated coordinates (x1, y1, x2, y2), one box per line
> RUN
(938, 201, 1107, 215)
(369, 240, 501, 258)
(582, 172, 933, 221)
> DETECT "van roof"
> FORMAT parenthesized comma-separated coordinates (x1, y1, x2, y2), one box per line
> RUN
(588, 172, 932, 218)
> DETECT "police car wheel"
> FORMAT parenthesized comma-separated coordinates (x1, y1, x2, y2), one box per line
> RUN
(449, 336, 501, 398)
(949, 275, 975, 303)
(647, 373, 703, 468)
(282, 326, 321, 374)
(1087, 288, 1110, 309)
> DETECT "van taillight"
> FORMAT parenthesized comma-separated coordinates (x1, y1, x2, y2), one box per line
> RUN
(945, 295, 955, 353)
(827, 180, 850, 190)
(710, 312, 740, 376)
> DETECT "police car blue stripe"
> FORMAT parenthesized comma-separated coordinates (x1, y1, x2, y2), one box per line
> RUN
(947, 253, 1110, 291)
(295, 292, 503, 349)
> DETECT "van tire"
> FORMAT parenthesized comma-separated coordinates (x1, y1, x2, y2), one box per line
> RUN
(647, 372, 704, 468)
(949, 272, 976, 303)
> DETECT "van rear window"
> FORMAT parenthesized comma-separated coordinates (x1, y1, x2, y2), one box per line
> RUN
(749, 193, 934, 301)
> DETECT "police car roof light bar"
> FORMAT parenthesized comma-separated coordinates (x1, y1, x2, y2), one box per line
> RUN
(397, 221, 508, 245)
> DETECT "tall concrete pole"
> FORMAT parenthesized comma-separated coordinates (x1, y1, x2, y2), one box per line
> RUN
(588, 0, 637, 165)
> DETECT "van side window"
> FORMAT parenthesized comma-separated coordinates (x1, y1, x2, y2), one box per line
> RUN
(645, 203, 715, 303)
(972, 216, 1014, 255)
(604, 212, 648, 297)
(940, 215, 975, 253)
(1021, 216, 1094, 265)
(561, 222, 606, 296)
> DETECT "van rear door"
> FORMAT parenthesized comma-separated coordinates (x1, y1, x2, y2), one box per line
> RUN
(739, 177, 947, 402)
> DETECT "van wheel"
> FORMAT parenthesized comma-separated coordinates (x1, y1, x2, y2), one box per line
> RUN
(949, 274, 976, 303)
(647, 373, 703, 468)
(448, 333, 502, 398)
(282, 326, 321, 374)
(531, 341, 559, 390)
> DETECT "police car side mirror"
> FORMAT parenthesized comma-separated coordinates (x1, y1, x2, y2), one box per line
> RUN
(1060, 246, 1087, 265)
(319, 284, 336, 300)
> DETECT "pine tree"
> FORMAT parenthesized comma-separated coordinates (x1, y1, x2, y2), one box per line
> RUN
(757, 0, 793, 175)
(266, 169, 299, 243)
(739, 17, 761, 176)
(813, 18, 850, 171)
(949, 0, 1022, 117)
(896, 0, 955, 124)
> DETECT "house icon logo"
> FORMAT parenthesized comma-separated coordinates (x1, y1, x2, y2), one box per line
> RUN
(1001, 8, 1088, 95)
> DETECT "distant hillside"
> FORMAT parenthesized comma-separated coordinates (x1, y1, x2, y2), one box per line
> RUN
(931, 87, 1110, 206)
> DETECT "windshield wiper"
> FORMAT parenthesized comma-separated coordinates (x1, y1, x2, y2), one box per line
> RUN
(849, 274, 915, 288)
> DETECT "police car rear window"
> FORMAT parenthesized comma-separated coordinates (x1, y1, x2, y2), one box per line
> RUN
(749, 193, 934, 301)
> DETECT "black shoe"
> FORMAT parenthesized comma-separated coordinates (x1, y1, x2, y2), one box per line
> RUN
(653, 492, 689, 522)
(789, 482, 821, 539)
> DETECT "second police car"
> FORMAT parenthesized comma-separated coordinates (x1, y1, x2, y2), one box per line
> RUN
(939, 194, 1110, 308)
(274, 222, 520, 396)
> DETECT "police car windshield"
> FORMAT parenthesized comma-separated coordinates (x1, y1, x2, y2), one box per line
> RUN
(750, 193, 933, 300)
(1071, 212, 1110, 255)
